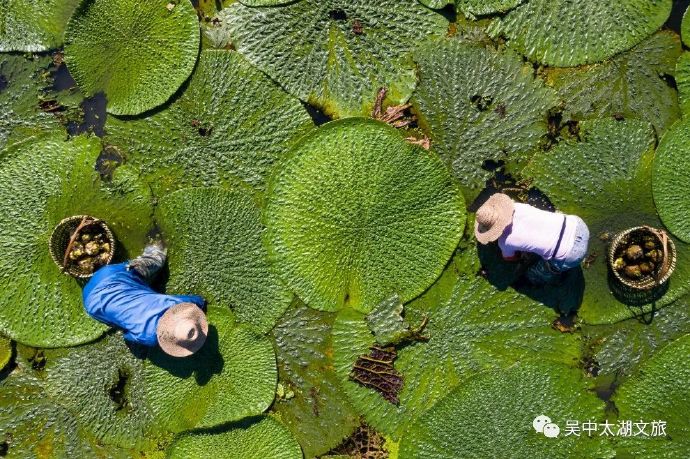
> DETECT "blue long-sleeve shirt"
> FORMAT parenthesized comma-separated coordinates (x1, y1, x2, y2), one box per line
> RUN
(82, 263, 205, 346)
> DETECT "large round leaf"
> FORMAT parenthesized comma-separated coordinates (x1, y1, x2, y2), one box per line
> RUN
(675, 52, 690, 117)
(272, 302, 359, 457)
(106, 50, 313, 195)
(586, 296, 690, 380)
(145, 307, 277, 432)
(0, 133, 152, 347)
(0, 356, 134, 458)
(0, 336, 11, 372)
(157, 186, 292, 334)
(398, 361, 614, 458)
(487, 0, 672, 67)
(683, 6, 690, 47)
(239, 0, 295, 5)
(332, 248, 582, 438)
(614, 334, 690, 457)
(653, 118, 690, 242)
(216, 0, 448, 117)
(412, 39, 558, 194)
(265, 118, 466, 313)
(64, 0, 200, 115)
(0, 55, 61, 152)
(42, 335, 157, 450)
(167, 416, 302, 459)
(522, 119, 690, 324)
(543, 31, 681, 136)
(0, 0, 80, 52)
(455, 0, 525, 17)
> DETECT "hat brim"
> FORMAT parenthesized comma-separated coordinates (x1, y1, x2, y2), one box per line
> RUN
(474, 193, 515, 244)
(157, 302, 208, 357)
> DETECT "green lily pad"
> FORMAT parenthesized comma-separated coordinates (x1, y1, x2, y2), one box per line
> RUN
(543, 31, 681, 136)
(522, 119, 690, 324)
(614, 334, 690, 457)
(0, 0, 80, 52)
(41, 335, 157, 450)
(683, 6, 690, 47)
(417, 0, 452, 9)
(0, 54, 61, 152)
(0, 336, 11, 372)
(239, 0, 296, 5)
(0, 133, 152, 347)
(265, 118, 465, 313)
(0, 351, 136, 458)
(411, 39, 558, 194)
(105, 50, 313, 195)
(145, 306, 277, 432)
(675, 52, 690, 117)
(398, 361, 614, 458)
(64, 0, 200, 115)
(653, 118, 690, 242)
(332, 248, 581, 438)
(586, 295, 690, 379)
(167, 416, 302, 459)
(455, 0, 525, 18)
(272, 302, 359, 458)
(487, 0, 672, 67)
(157, 186, 292, 334)
(216, 0, 448, 117)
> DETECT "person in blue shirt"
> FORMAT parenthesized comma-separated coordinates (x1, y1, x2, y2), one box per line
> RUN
(83, 240, 208, 357)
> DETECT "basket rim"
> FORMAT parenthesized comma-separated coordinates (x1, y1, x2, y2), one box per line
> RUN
(49, 215, 116, 279)
(608, 225, 677, 291)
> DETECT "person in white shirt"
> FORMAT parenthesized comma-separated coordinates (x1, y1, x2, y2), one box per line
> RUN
(475, 193, 590, 286)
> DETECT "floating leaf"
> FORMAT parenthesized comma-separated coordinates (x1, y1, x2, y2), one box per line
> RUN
(0, 336, 11, 372)
(0, 55, 61, 152)
(64, 0, 200, 115)
(0, 133, 152, 347)
(272, 302, 359, 458)
(106, 50, 313, 195)
(0, 354, 135, 458)
(350, 346, 403, 405)
(417, 0, 452, 9)
(412, 39, 558, 194)
(40, 335, 157, 450)
(675, 52, 690, 117)
(585, 296, 690, 379)
(366, 295, 411, 346)
(543, 31, 681, 136)
(487, 0, 672, 67)
(398, 361, 614, 458)
(683, 6, 690, 47)
(167, 416, 302, 459)
(265, 118, 465, 313)
(455, 0, 525, 18)
(145, 307, 277, 432)
(239, 0, 296, 5)
(653, 118, 690, 242)
(0, 0, 80, 52)
(157, 186, 292, 334)
(216, 0, 448, 117)
(522, 119, 690, 325)
(614, 334, 690, 457)
(333, 248, 581, 437)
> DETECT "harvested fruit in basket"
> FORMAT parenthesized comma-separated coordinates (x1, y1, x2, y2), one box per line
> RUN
(612, 230, 666, 282)
(65, 227, 112, 274)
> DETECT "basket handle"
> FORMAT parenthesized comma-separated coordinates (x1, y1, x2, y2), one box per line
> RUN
(642, 225, 670, 283)
(62, 216, 95, 271)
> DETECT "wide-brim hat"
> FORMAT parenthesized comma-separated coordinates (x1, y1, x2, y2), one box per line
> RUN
(474, 193, 515, 244)
(157, 302, 208, 357)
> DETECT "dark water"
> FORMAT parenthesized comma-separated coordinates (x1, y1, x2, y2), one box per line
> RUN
(667, 0, 690, 32)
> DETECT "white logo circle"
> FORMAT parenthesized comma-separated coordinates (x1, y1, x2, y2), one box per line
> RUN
(533, 415, 551, 433)
(543, 423, 560, 438)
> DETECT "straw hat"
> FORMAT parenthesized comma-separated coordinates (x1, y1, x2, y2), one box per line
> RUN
(157, 302, 208, 357)
(474, 193, 515, 244)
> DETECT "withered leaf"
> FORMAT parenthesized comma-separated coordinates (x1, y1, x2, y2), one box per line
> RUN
(349, 346, 403, 405)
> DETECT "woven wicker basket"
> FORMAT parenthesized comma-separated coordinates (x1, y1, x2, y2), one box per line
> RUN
(49, 215, 115, 279)
(608, 226, 676, 291)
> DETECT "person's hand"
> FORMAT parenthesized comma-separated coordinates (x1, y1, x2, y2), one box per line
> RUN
(502, 251, 521, 262)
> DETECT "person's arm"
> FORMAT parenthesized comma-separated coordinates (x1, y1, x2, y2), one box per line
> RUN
(502, 252, 521, 262)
